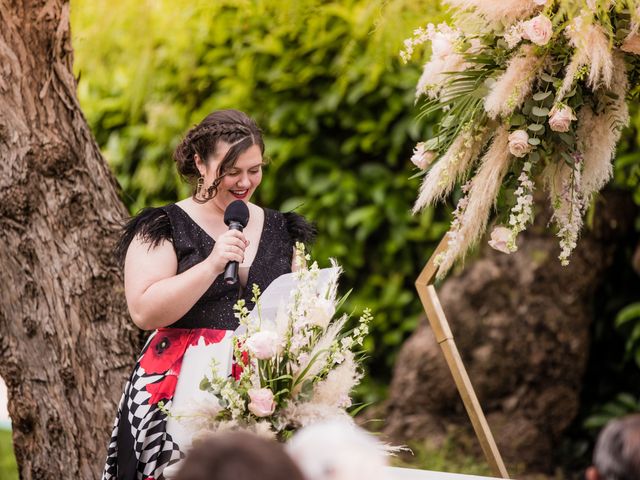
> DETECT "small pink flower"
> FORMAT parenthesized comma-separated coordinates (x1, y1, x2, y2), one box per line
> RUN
(246, 331, 280, 360)
(411, 142, 437, 169)
(248, 388, 276, 417)
(548, 105, 576, 133)
(508, 130, 532, 158)
(522, 14, 553, 46)
(488, 226, 512, 254)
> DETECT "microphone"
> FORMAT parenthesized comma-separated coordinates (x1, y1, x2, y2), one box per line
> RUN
(223, 200, 250, 285)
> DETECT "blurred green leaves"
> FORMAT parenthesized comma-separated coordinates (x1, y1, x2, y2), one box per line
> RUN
(71, 0, 448, 383)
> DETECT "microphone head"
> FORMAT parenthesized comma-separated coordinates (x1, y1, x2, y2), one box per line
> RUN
(224, 200, 250, 227)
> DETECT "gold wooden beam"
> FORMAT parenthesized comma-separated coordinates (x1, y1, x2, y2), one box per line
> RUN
(415, 236, 509, 479)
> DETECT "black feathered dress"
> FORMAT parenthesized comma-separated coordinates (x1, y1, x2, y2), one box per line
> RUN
(101, 203, 315, 480)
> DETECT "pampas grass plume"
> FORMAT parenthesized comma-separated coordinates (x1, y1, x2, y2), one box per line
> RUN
(484, 45, 540, 119)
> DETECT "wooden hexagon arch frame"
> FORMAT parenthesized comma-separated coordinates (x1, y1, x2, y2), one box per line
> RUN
(415, 237, 510, 478)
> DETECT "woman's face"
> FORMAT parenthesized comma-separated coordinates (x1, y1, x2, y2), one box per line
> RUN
(197, 141, 264, 211)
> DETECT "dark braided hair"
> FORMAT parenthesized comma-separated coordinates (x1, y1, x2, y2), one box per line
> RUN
(173, 110, 265, 202)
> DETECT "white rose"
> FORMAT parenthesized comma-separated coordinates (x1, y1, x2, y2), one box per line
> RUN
(246, 330, 280, 360)
(548, 105, 576, 132)
(488, 226, 513, 254)
(508, 130, 532, 157)
(522, 14, 553, 46)
(306, 299, 336, 330)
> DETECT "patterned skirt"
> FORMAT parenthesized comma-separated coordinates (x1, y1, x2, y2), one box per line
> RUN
(101, 327, 234, 480)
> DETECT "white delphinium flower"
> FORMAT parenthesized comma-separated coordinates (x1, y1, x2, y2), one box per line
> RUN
(506, 160, 535, 251)
(504, 23, 524, 49)
(220, 381, 247, 419)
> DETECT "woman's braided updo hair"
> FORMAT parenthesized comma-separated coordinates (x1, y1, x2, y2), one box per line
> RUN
(173, 109, 265, 202)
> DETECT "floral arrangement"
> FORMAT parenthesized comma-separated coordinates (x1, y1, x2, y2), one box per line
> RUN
(403, 0, 640, 278)
(180, 244, 371, 440)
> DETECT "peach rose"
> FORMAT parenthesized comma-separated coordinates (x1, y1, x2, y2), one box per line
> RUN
(488, 226, 512, 254)
(548, 105, 576, 133)
(410, 142, 437, 170)
(508, 130, 532, 158)
(522, 14, 553, 46)
(248, 388, 276, 417)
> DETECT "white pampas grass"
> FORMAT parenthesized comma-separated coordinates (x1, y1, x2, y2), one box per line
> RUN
(576, 55, 630, 204)
(287, 420, 388, 480)
(437, 127, 512, 278)
(445, 0, 542, 25)
(484, 45, 541, 119)
(416, 54, 468, 100)
(413, 127, 491, 213)
(313, 351, 362, 408)
(558, 15, 614, 100)
(291, 313, 349, 395)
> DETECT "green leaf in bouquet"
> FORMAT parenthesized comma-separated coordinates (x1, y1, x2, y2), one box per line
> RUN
(540, 73, 559, 83)
(349, 401, 374, 417)
(561, 151, 576, 166)
(558, 132, 575, 147)
(615, 302, 640, 328)
(528, 151, 541, 163)
(273, 388, 291, 399)
(200, 378, 211, 391)
(564, 87, 577, 98)
(509, 114, 526, 126)
(532, 91, 552, 101)
(528, 137, 541, 146)
(335, 288, 353, 311)
(531, 106, 550, 117)
(522, 100, 533, 115)
(527, 123, 545, 133)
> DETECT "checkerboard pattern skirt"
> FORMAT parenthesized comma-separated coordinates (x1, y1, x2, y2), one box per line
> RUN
(101, 328, 230, 480)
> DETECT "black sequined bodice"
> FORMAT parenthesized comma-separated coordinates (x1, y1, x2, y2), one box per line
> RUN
(116, 203, 316, 330)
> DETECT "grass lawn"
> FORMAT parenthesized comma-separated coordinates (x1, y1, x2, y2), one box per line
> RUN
(0, 429, 18, 480)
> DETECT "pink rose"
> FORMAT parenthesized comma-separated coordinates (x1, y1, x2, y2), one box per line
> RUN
(548, 105, 576, 132)
(248, 388, 276, 417)
(246, 330, 280, 360)
(410, 142, 437, 169)
(488, 226, 513, 254)
(508, 130, 532, 158)
(522, 14, 553, 46)
(621, 33, 640, 55)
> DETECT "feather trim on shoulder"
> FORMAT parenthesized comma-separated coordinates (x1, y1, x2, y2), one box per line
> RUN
(114, 207, 172, 267)
(283, 211, 317, 245)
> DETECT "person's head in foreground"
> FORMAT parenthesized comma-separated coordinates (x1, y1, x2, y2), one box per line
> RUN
(287, 420, 388, 480)
(586, 414, 640, 480)
(173, 430, 305, 480)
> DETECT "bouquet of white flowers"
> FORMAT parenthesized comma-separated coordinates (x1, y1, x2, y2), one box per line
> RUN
(189, 243, 371, 440)
(403, 0, 640, 277)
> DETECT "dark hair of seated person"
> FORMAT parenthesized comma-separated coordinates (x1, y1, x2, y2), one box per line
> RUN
(173, 431, 306, 480)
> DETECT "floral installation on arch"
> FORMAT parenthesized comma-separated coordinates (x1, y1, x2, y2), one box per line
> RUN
(403, 0, 640, 278)
(173, 243, 372, 440)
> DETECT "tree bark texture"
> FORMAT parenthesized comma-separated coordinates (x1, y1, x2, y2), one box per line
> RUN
(0, 2, 141, 478)
(383, 192, 637, 475)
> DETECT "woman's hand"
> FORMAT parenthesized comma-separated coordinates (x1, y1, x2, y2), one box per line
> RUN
(207, 229, 249, 276)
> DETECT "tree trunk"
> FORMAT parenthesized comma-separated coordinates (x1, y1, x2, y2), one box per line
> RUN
(383, 191, 637, 475)
(0, 2, 141, 478)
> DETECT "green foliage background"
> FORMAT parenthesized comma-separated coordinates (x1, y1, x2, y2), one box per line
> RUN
(71, 0, 450, 396)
